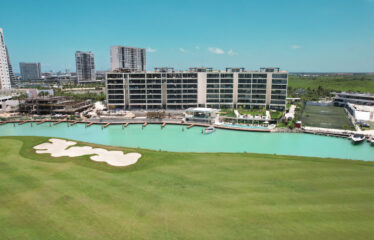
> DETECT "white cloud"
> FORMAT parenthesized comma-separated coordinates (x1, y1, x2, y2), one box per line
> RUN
(228, 50, 238, 56)
(291, 45, 301, 49)
(179, 48, 187, 53)
(208, 47, 225, 54)
(147, 47, 157, 53)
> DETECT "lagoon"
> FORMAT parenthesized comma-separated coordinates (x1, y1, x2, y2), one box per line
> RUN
(0, 122, 373, 161)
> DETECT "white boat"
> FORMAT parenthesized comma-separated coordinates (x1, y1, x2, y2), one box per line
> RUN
(369, 136, 374, 145)
(350, 134, 365, 144)
(204, 126, 216, 134)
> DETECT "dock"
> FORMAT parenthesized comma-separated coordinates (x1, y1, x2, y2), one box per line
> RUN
(54, 120, 65, 125)
(187, 124, 194, 129)
(122, 122, 129, 129)
(86, 122, 94, 127)
(143, 122, 147, 127)
(37, 120, 47, 125)
(70, 121, 78, 126)
(161, 122, 166, 128)
(103, 123, 110, 128)
(18, 121, 28, 125)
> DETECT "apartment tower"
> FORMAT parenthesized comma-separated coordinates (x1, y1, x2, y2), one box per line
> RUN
(0, 28, 12, 89)
(75, 51, 97, 83)
(110, 46, 146, 72)
(5, 46, 15, 86)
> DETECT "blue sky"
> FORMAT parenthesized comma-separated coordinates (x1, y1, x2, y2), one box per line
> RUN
(1, 0, 374, 72)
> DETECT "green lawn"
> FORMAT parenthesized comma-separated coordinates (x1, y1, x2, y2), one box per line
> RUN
(301, 105, 355, 130)
(1, 136, 374, 239)
(289, 75, 374, 93)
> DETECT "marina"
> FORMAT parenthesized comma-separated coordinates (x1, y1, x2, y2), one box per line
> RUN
(0, 121, 373, 161)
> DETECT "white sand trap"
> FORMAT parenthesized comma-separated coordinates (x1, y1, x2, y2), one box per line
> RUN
(34, 138, 141, 167)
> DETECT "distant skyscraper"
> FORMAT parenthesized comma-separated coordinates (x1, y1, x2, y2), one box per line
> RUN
(5, 46, 15, 87)
(75, 51, 96, 83)
(19, 62, 42, 81)
(0, 28, 12, 89)
(110, 46, 146, 72)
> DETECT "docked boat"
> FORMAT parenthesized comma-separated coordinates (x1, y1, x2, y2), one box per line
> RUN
(369, 136, 374, 145)
(204, 126, 216, 134)
(350, 134, 365, 144)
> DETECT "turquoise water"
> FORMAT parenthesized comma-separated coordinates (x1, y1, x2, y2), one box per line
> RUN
(0, 122, 373, 161)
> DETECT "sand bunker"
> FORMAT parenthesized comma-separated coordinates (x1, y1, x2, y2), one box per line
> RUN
(34, 138, 141, 167)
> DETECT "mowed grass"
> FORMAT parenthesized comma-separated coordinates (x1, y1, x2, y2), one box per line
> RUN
(289, 75, 374, 93)
(1, 136, 374, 239)
(301, 105, 355, 130)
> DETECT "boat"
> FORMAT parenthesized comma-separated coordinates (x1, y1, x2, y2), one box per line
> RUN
(350, 134, 365, 144)
(369, 136, 374, 145)
(204, 126, 216, 134)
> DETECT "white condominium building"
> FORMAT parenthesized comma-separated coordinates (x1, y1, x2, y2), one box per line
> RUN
(0, 28, 12, 89)
(110, 46, 146, 72)
(106, 67, 288, 110)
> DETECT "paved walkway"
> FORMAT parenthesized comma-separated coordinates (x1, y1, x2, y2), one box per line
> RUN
(285, 105, 296, 119)
(303, 126, 374, 137)
(234, 110, 239, 118)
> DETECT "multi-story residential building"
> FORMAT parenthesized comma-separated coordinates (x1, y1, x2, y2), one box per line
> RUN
(5, 46, 15, 87)
(110, 46, 146, 72)
(333, 92, 374, 106)
(106, 67, 288, 110)
(19, 62, 42, 81)
(0, 28, 12, 89)
(75, 51, 97, 83)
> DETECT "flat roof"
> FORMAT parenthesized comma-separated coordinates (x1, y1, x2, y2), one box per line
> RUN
(107, 69, 288, 74)
(348, 103, 374, 112)
(333, 92, 374, 98)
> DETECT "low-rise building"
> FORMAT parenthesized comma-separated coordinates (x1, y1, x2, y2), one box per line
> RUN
(0, 100, 19, 112)
(347, 103, 374, 122)
(184, 108, 218, 124)
(19, 96, 92, 115)
(333, 92, 374, 106)
(106, 67, 288, 111)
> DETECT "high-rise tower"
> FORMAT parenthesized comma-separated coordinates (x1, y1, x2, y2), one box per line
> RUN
(0, 28, 12, 89)
(110, 46, 146, 72)
(75, 51, 97, 83)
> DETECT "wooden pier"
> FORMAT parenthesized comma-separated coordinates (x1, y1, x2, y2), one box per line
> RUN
(143, 122, 148, 127)
(122, 123, 129, 129)
(70, 121, 78, 126)
(18, 121, 28, 125)
(103, 123, 110, 128)
(37, 120, 47, 125)
(54, 120, 65, 125)
(86, 122, 94, 127)
(187, 124, 194, 129)
(161, 122, 166, 128)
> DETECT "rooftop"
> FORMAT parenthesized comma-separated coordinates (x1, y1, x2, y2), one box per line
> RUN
(110, 67, 287, 74)
(333, 92, 374, 98)
(348, 103, 374, 112)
